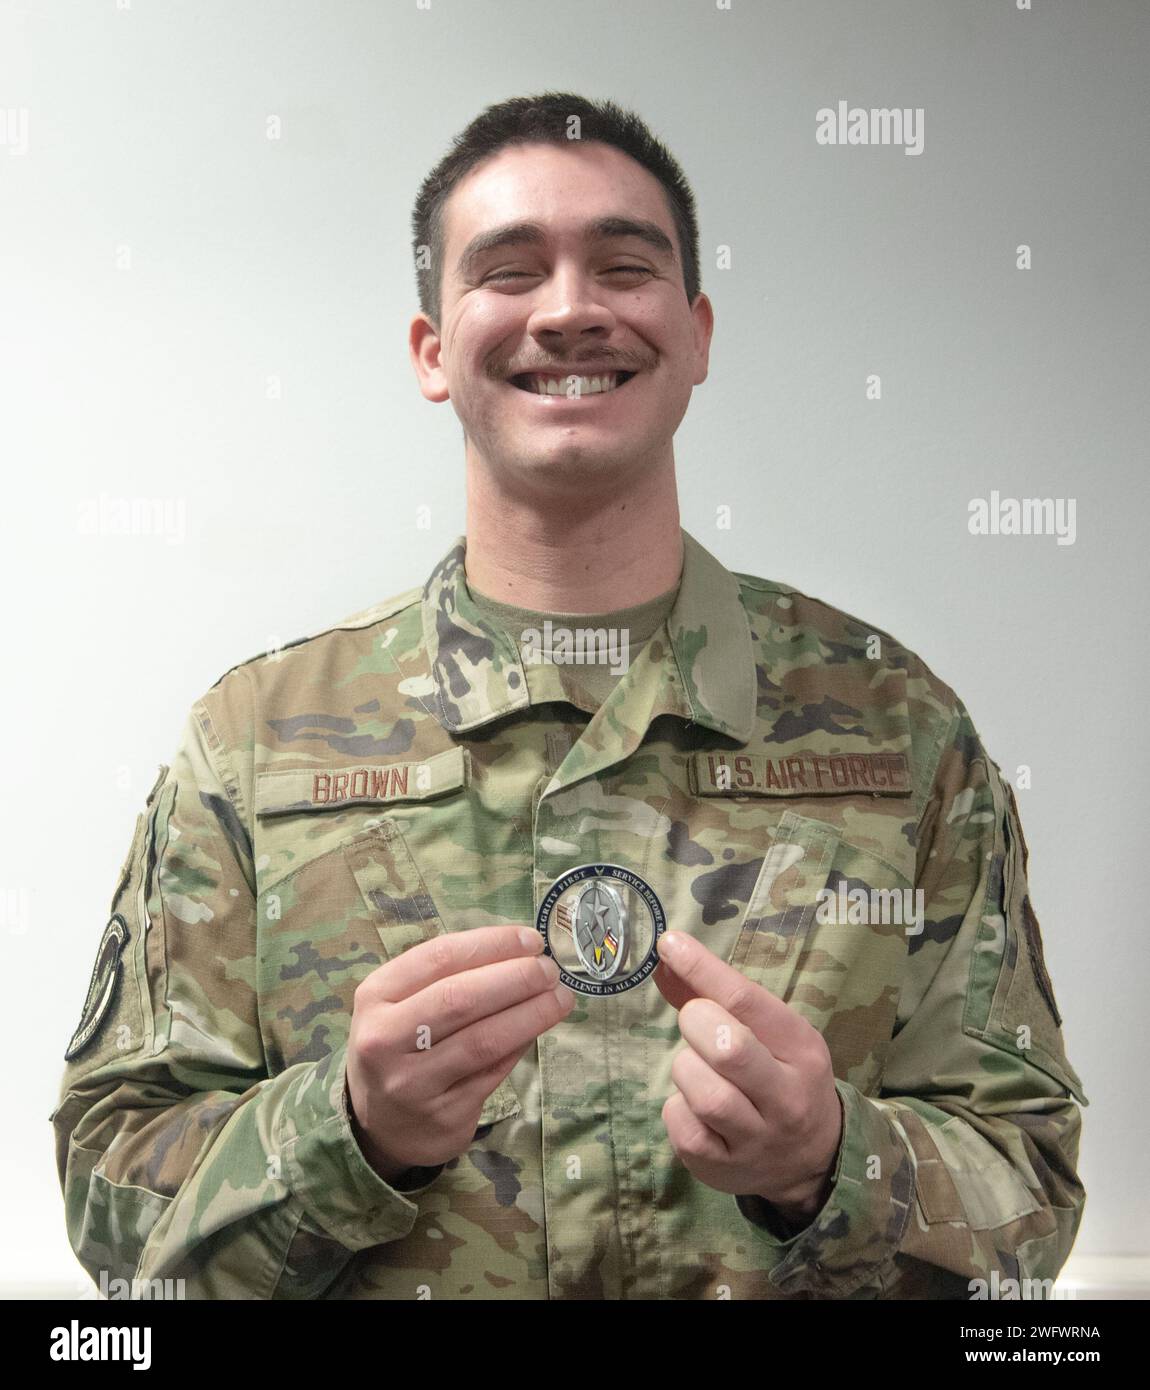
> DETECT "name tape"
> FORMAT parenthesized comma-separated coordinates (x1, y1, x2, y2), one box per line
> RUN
(255, 746, 466, 815)
(691, 750, 911, 797)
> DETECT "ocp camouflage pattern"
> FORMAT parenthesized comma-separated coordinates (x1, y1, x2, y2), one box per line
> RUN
(51, 529, 1087, 1298)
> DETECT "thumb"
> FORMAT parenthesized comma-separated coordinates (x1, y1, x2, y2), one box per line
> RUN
(652, 956, 701, 1012)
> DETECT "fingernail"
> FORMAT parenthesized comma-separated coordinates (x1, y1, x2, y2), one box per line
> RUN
(519, 928, 543, 951)
(660, 932, 685, 956)
(553, 983, 572, 1005)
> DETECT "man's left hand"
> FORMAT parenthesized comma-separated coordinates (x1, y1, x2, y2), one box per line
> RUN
(653, 930, 844, 1226)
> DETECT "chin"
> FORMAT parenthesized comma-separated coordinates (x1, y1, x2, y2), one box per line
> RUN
(517, 443, 638, 476)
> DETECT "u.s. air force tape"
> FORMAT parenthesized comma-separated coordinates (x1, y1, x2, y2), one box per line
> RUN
(537, 864, 666, 996)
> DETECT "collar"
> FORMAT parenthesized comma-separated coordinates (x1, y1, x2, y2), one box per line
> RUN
(414, 527, 756, 744)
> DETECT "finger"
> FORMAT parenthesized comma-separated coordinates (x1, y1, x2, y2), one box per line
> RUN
(364, 924, 543, 1005)
(662, 1089, 729, 1166)
(670, 1043, 764, 1148)
(406, 982, 574, 1092)
(387, 951, 561, 1051)
(444, 1038, 535, 1105)
(676, 997, 786, 1114)
(656, 931, 806, 1059)
(652, 956, 698, 1012)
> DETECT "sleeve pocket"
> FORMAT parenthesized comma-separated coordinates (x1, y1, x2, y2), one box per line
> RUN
(62, 772, 174, 1073)
(962, 765, 1087, 1105)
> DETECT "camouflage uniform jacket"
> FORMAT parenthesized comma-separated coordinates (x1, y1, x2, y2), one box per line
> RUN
(51, 528, 1087, 1299)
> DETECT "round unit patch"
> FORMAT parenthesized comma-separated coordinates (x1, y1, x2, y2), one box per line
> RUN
(537, 864, 666, 996)
(64, 913, 130, 1061)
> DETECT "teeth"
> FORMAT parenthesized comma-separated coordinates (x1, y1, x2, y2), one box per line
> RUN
(524, 373, 620, 396)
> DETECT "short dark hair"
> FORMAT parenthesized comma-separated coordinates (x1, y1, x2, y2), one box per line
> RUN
(411, 92, 701, 328)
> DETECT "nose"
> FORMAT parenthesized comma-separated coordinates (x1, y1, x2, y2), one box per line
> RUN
(525, 263, 617, 346)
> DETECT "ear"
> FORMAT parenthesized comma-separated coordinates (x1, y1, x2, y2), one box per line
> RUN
(688, 291, 715, 387)
(410, 313, 450, 403)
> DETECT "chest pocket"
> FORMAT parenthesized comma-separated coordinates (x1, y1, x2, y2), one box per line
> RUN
(726, 810, 915, 1090)
(253, 753, 520, 1126)
(729, 811, 841, 996)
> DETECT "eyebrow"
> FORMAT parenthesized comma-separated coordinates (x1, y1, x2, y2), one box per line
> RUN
(456, 216, 676, 281)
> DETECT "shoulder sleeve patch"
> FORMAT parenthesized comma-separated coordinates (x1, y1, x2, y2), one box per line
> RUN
(64, 914, 129, 1060)
(60, 777, 176, 1074)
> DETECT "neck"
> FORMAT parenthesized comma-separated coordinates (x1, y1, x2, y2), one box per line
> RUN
(463, 452, 684, 613)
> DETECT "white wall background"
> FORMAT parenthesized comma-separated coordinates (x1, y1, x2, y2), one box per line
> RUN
(1, 0, 1146, 1294)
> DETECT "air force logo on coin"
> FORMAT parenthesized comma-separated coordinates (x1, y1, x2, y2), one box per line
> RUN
(538, 864, 665, 996)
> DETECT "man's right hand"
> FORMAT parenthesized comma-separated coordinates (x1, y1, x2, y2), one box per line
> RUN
(346, 924, 574, 1183)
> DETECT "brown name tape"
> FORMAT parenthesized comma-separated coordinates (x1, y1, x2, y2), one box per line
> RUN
(256, 746, 467, 815)
(691, 750, 911, 797)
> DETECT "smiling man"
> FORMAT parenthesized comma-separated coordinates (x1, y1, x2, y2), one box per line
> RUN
(409, 130, 708, 620)
(53, 92, 1086, 1301)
